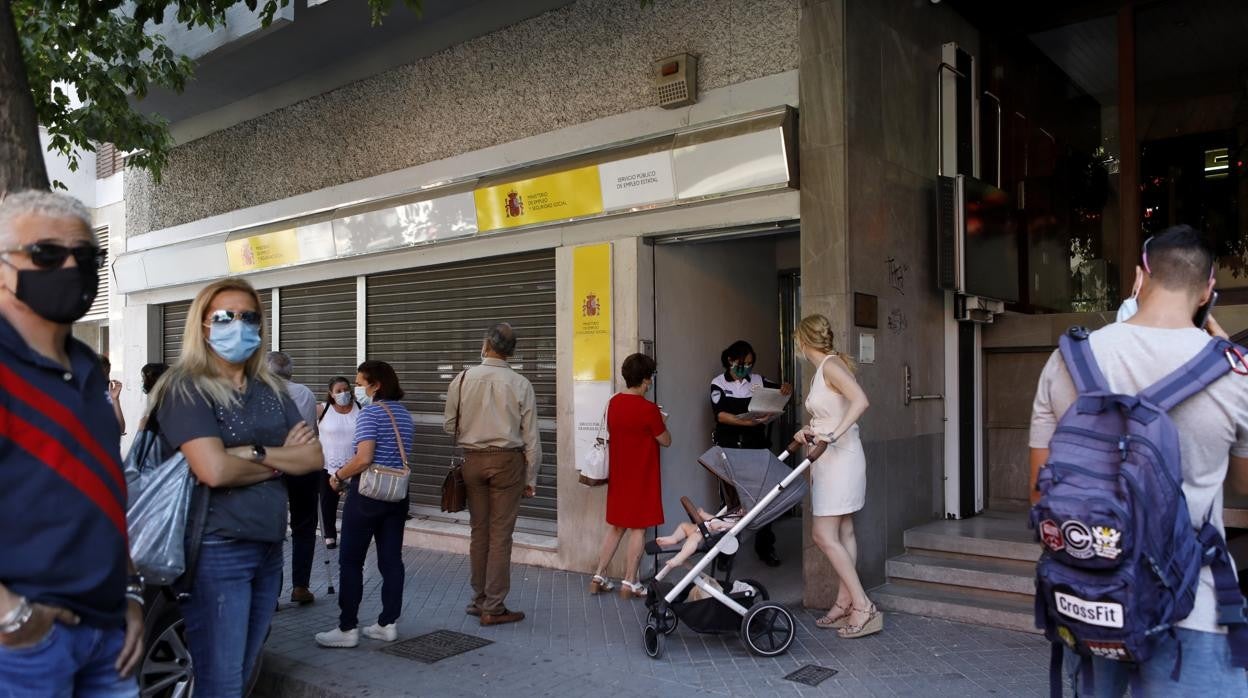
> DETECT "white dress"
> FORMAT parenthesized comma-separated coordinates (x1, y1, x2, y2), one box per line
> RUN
(805, 355, 867, 516)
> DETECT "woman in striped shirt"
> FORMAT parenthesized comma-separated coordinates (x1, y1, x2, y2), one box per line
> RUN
(315, 361, 414, 648)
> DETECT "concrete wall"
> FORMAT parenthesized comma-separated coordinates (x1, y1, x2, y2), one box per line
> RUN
(982, 307, 1248, 509)
(126, 0, 800, 236)
(797, 0, 979, 607)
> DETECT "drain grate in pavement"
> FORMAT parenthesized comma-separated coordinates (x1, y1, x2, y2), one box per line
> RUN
(784, 664, 839, 687)
(379, 630, 493, 664)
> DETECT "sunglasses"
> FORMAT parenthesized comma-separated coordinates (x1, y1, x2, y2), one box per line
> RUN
(206, 309, 262, 327)
(0, 242, 106, 270)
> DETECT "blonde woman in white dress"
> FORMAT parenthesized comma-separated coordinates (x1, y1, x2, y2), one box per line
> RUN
(793, 314, 880, 639)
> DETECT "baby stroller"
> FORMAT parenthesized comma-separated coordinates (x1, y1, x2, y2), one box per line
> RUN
(641, 439, 828, 659)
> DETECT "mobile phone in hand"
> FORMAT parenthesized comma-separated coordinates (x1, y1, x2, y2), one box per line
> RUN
(1194, 290, 1219, 329)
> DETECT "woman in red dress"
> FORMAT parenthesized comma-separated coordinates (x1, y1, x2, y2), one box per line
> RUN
(589, 353, 672, 599)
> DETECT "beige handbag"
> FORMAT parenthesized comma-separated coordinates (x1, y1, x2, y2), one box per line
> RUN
(357, 402, 411, 502)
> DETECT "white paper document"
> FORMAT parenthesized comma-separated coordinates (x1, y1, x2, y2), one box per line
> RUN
(736, 387, 791, 421)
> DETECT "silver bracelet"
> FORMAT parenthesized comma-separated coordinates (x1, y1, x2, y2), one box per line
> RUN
(0, 597, 33, 634)
(125, 592, 145, 608)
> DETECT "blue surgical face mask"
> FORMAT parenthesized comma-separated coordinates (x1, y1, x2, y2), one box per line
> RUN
(731, 363, 752, 380)
(354, 386, 372, 406)
(207, 320, 262, 364)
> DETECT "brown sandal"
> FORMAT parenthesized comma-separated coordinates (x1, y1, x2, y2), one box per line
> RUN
(837, 603, 883, 639)
(815, 601, 851, 629)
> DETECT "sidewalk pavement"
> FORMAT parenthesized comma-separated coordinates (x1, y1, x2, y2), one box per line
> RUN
(256, 544, 1053, 697)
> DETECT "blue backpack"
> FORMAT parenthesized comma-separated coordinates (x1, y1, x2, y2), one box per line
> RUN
(1032, 327, 1248, 696)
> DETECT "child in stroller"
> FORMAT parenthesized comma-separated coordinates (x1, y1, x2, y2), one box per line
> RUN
(652, 506, 744, 575)
(639, 439, 828, 660)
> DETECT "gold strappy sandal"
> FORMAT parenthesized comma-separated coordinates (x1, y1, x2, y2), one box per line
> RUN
(815, 601, 851, 629)
(837, 603, 883, 639)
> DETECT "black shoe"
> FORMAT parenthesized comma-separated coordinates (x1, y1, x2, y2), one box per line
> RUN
(757, 551, 782, 567)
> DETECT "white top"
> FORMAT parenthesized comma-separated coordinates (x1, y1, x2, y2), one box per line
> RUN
(1030, 322, 1248, 634)
(319, 403, 361, 473)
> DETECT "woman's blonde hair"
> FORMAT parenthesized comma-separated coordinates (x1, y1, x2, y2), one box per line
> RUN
(150, 278, 285, 409)
(795, 314, 856, 373)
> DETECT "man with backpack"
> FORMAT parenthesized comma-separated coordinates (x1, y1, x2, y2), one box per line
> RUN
(1029, 225, 1248, 695)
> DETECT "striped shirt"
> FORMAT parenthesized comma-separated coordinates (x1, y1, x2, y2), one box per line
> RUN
(354, 400, 415, 469)
(0, 316, 127, 628)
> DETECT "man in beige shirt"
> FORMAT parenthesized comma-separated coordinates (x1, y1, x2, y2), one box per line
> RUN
(445, 322, 541, 626)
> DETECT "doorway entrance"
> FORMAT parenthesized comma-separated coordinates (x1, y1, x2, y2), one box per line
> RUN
(649, 226, 805, 602)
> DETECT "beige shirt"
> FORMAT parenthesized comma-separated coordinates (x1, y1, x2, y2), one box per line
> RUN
(1029, 322, 1248, 634)
(444, 358, 542, 486)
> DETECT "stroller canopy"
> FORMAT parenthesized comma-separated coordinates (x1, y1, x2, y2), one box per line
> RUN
(697, 446, 808, 530)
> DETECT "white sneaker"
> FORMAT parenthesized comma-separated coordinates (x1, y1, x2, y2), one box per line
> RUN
(315, 627, 359, 648)
(362, 623, 398, 642)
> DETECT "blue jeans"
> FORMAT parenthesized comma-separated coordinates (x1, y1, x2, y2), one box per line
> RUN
(178, 534, 283, 697)
(1075, 628, 1248, 697)
(337, 491, 407, 631)
(0, 623, 137, 697)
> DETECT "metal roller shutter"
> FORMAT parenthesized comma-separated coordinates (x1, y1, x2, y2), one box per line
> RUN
(161, 301, 191, 365)
(278, 278, 358, 399)
(162, 290, 272, 365)
(366, 251, 557, 521)
(86, 227, 109, 319)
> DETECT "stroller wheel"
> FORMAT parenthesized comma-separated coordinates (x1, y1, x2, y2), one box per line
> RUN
(643, 622, 665, 659)
(736, 578, 770, 601)
(647, 605, 678, 636)
(741, 602, 795, 657)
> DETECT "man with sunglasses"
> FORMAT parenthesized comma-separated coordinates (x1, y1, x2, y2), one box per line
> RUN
(1029, 225, 1248, 695)
(0, 190, 143, 696)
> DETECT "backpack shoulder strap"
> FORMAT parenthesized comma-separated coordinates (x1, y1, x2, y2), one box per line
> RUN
(1138, 338, 1235, 412)
(1197, 523, 1248, 669)
(1058, 327, 1110, 396)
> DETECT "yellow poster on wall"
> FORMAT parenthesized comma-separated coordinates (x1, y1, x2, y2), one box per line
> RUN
(573, 243, 612, 382)
(474, 165, 604, 233)
(226, 229, 300, 273)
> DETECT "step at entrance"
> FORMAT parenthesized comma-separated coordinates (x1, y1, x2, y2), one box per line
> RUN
(874, 511, 1041, 634)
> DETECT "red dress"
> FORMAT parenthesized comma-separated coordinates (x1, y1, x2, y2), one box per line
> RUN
(604, 393, 666, 528)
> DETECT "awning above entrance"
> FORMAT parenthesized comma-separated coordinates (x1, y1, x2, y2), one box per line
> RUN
(114, 107, 798, 295)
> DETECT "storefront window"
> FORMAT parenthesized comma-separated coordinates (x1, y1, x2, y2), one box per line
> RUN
(1136, 0, 1248, 292)
(979, 11, 1122, 313)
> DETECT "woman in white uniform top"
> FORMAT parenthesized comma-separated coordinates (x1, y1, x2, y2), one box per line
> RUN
(793, 314, 879, 639)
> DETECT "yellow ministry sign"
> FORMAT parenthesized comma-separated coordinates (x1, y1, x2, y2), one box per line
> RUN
(226, 229, 300, 273)
(474, 165, 604, 233)
(572, 243, 612, 382)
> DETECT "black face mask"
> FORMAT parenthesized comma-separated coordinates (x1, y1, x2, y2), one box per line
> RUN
(9, 265, 99, 324)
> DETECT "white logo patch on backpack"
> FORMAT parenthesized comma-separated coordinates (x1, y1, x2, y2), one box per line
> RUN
(1054, 591, 1124, 629)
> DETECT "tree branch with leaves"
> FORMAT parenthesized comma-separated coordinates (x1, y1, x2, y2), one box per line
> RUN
(0, 0, 421, 192)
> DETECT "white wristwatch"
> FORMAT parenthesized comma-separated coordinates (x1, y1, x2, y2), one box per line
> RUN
(0, 597, 33, 634)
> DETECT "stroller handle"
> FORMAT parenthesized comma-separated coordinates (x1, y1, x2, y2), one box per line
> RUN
(783, 439, 829, 462)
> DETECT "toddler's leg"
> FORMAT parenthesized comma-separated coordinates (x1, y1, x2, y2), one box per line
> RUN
(665, 534, 703, 568)
(655, 522, 694, 547)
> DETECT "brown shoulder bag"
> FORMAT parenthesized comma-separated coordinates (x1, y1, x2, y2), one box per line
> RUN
(440, 370, 468, 512)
